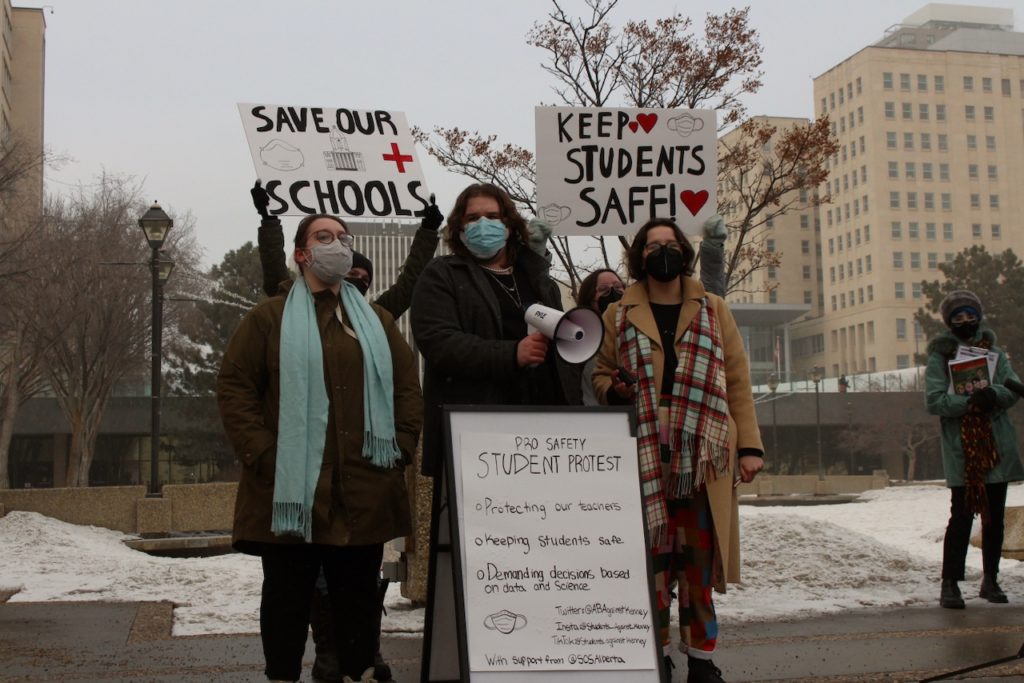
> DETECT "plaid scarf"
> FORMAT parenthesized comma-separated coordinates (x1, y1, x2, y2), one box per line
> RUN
(617, 297, 731, 547)
(960, 413, 998, 519)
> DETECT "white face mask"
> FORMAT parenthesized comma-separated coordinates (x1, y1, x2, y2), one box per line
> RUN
(304, 240, 353, 285)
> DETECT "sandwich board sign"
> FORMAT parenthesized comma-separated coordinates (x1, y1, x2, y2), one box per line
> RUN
(534, 106, 717, 236)
(422, 406, 662, 682)
(238, 102, 430, 218)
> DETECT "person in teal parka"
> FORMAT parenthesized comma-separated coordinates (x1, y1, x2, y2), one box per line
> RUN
(924, 289, 1024, 609)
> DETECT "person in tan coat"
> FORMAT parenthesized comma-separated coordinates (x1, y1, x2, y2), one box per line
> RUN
(593, 218, 763, 683)
(218, 214, 422, 683)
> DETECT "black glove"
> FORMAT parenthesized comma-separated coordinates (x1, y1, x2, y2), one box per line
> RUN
(250, 180, 270, 219)
(420, 194, 443, 232)
(968, 386, 998, 413)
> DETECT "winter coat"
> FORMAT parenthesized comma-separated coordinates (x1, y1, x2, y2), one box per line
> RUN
(592, 277, 763, 589)
(217, 282, 423, 553)
(410, 248, 582, 476)
(924, 327, 1024, 487)
(257, 215, 440, 319)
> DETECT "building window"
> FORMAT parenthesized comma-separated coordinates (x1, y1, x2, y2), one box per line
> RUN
(986, 135, 996, 150)
(910, 252, 920, 269)
(970, 194, 980, 209)
(856, 257, 862, 274)
(886, 131, 897, 149)
(895, 282, 905, 299)
(766, 239, 775, 253)
(831, 296, 837, 311)
(828, 238, 834, 254)
(988, 165, 998, 180)
(908, 222, 919, 239)
(893, 251, 904, 268)
(888, 161, 898, 179)
(867, 285, 874, 301)
(963, 75, 974, 91)
(919, 103, 929, 120)
(864, 225, 870, 242)
(896, 319, 907, 339)
(902, 102, 913, 120)
(939, 163, 949, 181)
(804, 290, 812, 305)
(884, 101, 895, 118)
(968, 164, 978, 179)
(856, 77, 862, 94)
(984, 106, 994, 122)
(990, 195, 1000, 209)
(900, 73, 911, 90)
(802, 265, 811, 279)
(890, 191, 900, 209)
(922, 162, 933, 180)
(941, 193, 951, 210)
(907, 192, 917, 210)
(943, 223, 953, 240)
(767, 266, 777, 279)
(912, 282, 922, 299)
(921, 133, 931, 150)
(769, 289, 777, 304)
(927, 252, 937, 268)
(858, 106, 864, 124)
(896, 355, 910, 370)
(925, 223, 936, 240)
(924, 193, 934, 210)
(916, 74, 927, 91)
(1001, 78, 1011, 96)
(904, 162, 915, 179)
(865, 255, 872, 272)
(992, 224, 1001, 239)
(938, 134, 948, 151)
(982, 77, 992, 92)
(883, 72, 893, 89)
(840, 293, 846, 308)
(801, 239, 810, 254)
(800, 214, 809, 229)
(934, 75, 944, 92)
(903, 132, 914, 150)
(972, 223, 982, 238)
(936, 104, 946, 121)
(967, 134, 977, 150)
(965, 105, 975, 120)
(830, 266, 836, 282)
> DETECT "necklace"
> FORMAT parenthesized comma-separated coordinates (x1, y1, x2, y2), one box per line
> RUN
(482, 268, 523, 309)
(480, 263, 514, 275)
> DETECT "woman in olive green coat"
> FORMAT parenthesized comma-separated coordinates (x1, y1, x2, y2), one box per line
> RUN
(218, 214, 421, 683)
(924, 290, 1024, 611)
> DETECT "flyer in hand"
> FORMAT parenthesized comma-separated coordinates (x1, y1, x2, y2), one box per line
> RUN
(947, 354, 993, 395)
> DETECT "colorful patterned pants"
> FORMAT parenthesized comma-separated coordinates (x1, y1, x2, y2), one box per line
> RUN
(652, 489, 718, 658)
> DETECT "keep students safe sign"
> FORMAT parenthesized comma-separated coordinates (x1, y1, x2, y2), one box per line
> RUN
(238, 103, 430, 218)
(535, 107, 717, 236)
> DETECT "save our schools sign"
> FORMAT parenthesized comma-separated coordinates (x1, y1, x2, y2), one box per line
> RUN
(535, 107, 717, 236)
(237, 103, 430, 218)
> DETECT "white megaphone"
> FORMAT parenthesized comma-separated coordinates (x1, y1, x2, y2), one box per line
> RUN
(523, 303, 605, 365)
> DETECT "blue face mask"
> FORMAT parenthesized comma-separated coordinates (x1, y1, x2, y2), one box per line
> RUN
(460, 217, 509, 260)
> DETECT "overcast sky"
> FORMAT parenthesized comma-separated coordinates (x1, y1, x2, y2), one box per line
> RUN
(36, 0, 1024, 266)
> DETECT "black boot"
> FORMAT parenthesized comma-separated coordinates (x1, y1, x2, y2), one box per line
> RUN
(940, 579, 965, 609)
(687, 656, 725, 683)
(661, 654, 675, 683)
(980, 574, 1008, 603)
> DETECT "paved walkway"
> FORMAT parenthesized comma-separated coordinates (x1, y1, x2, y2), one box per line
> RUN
(1, 598, 1022, 682)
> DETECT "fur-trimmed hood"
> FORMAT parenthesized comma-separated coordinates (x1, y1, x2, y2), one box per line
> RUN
(926, 326, 997, 358)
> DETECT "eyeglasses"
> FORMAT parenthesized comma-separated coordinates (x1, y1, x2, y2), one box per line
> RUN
(643, 240, 683, 255)
(309, 230, 354, 248)
(596, 283, 625, 295)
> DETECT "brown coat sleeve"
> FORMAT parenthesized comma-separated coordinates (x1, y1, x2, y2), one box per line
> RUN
(592, 302, 621, 405)
(217, 305, 277, 468)
(710, 294, 764, 453)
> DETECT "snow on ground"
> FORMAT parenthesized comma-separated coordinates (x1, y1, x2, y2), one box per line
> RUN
(0, 484, 1020, 636)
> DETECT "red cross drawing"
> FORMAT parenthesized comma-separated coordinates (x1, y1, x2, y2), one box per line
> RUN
(382, 143, 414, 173)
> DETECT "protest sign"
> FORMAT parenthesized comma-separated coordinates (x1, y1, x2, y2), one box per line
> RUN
(422, 406, 661, 683)
(535, 107, 717, 236)
(237, 103, 429, 218)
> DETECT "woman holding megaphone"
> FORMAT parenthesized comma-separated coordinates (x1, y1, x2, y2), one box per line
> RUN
(593, 217, 763, 683)
(410, 183, 581, 478)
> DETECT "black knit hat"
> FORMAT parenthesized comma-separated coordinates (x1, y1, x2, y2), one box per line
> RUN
(939, 290, 983, 327)
(351, 251, 374, 285)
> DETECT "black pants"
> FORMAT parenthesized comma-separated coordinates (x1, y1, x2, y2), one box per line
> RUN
(260, 543, 383, 681)
(941, 483, 1008, 581)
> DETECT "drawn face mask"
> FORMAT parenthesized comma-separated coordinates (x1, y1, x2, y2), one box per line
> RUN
(461, 217, 509, 260)
(305, 240, 353, 285)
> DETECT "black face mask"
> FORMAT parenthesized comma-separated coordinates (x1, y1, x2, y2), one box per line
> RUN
(951, 321, 979, 341)
(345, 277, 370, 296)
(597, 288, 623, 313)
(645, 246, 685, 282)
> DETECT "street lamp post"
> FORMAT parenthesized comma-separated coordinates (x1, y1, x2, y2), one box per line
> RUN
(767, 373, 780, 471)
(138, 202, 174, 497)
(811, 366, 825, 481)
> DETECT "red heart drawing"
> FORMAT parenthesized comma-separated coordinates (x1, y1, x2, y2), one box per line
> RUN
(628, 121, 639, 133)
(636, 113, 658, 133)
(680, 189, 709, 216)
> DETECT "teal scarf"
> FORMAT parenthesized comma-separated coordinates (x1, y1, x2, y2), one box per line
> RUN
(273, 279, 401, 542)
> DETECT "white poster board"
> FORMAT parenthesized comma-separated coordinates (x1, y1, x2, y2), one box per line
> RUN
(534, 107, 717, 236)
(436, 407, 661, 683)
(237, 103, 430, 218)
